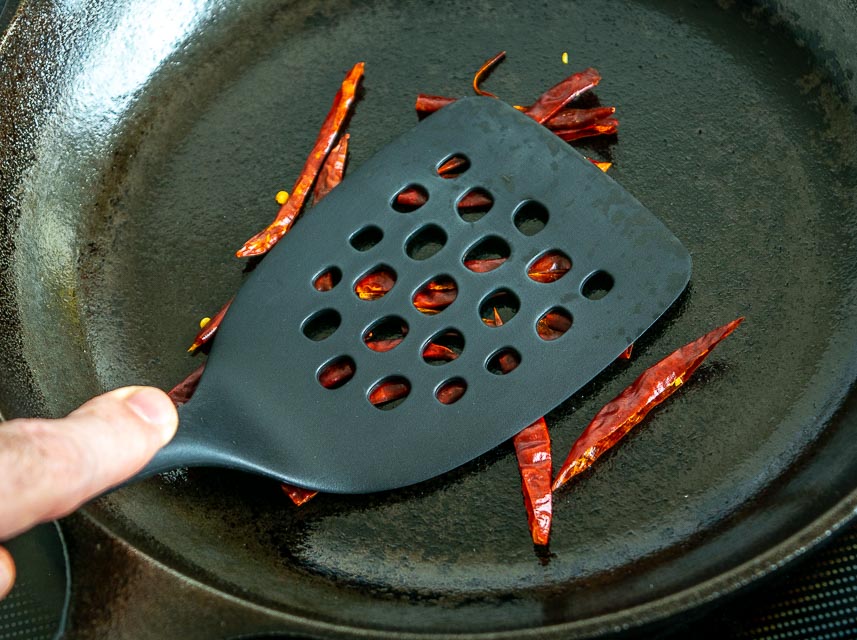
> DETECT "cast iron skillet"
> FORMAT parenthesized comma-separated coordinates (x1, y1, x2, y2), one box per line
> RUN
(1, 0, 856, 637)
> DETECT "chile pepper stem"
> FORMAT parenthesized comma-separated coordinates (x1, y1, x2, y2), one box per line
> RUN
(472, 51, 506, 98)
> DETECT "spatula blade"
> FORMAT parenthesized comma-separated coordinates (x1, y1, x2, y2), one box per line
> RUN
(154, 97, 691, 493)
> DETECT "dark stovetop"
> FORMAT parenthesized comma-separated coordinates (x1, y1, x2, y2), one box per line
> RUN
(667, 528, 857, 639)
(3, 514, 856, 639)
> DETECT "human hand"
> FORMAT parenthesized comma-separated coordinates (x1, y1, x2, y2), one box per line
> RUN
(0, 387, 178, 599)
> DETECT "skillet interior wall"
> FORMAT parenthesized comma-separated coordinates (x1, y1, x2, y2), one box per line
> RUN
(1, 0, 857, 637)
(0, 0, 319, 419)
(2, 0, 853, 415)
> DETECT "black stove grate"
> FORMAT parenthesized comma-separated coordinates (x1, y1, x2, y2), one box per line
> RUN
(0, 523, 67, 640)
(732, 529, 857, 639)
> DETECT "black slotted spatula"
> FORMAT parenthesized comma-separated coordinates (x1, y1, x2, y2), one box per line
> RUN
(137, 97, 692, 494)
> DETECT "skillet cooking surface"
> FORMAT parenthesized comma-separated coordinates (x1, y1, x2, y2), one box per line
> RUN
(1, 0, 856, 636)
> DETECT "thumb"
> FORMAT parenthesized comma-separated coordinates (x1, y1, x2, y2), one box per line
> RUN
(0, 387, 178, 541)
(0, 546, 14, 600)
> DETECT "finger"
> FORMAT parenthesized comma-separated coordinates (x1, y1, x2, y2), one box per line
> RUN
(0, 546, 14, 599)
(0, 387, 178, 540)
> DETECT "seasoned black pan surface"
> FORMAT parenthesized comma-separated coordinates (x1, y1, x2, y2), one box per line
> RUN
(1, 0, 856, 637)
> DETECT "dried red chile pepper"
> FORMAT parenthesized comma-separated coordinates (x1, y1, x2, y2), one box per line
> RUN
(553, 318, 744, 491)
(482, 309, 553, 546)
(237, 62, 364, 258)
(513, 418, 553, 546)
(312, 133, 350, 203)
(482, 306, 504, 328)
(313, 270, 338, 292)
(422, 342, 459, 362)
(472, 50, 506, 98)
(411, 55, 618, 218)
(552, 118, 619, 142)
(415, 54, 617, 157)
(536, 310, 572, 341)
(318, 358, 356, 390)
(527, 252, 571, 283)
(412, 278, 458, 314)
(395, 183, 492, 211)
(364, 335, 405, 353)
(168, 363, 205, 406)
(547, 106, 616, 130)
(437, 155, 469, 177)
(416, 62, 601, 125)
(364, 318, 408, 353)
(185, 78, 357, 352)
(281, 483, 318, 507)
(589, 159, 612, 172)
(188, 298, 233, 353)
(369, 379, 411, 408)
(436, 380, 467, 405)
(354, 268, 396, 300)
(524, 67, 602, 124)
(415, 94, 455, 118)
(490, 311, 553, 544)
(464, 257, 507, 273)
(173, 58, 739, 534)
(172, 71, 359, 506)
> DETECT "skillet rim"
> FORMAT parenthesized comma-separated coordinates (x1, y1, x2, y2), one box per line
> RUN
(1, 0, 857, 636)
